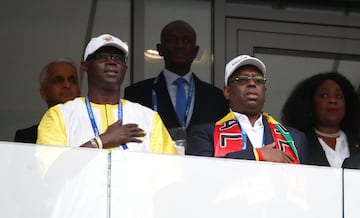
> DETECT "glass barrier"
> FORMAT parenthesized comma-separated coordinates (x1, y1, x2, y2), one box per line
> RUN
(2, 141, 358, 218)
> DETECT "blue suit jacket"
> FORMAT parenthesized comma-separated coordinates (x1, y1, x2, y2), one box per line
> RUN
(124, 72, 229, 130)
(186, 116, 308, 163)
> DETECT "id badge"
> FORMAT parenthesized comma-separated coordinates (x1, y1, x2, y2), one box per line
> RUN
(168, 127, 187, 155)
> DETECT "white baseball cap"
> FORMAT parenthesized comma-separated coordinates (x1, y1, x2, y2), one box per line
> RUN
(224, 55, 266, 85)
(83, 34, 128, 60)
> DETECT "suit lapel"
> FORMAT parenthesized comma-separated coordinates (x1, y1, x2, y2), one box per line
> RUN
(345, 131, 360, 155)
(188, 75, 200, 127)
(307, 130, 330, 166)
(154, 72, 181, 128)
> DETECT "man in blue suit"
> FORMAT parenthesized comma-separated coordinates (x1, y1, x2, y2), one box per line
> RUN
(124, 20, 229, 149)
(186, 55, 308, 164)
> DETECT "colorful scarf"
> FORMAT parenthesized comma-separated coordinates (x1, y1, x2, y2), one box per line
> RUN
(213, 112, 299, 164)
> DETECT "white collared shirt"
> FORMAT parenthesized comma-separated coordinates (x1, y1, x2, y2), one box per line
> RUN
(163, 69, 195, 127)
(232, 111, 264, 148)
(318, 131, 350, 167)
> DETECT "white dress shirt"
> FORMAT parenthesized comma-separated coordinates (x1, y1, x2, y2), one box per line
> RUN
(232, 111, 264, 148)
(318, 131, 350, 167)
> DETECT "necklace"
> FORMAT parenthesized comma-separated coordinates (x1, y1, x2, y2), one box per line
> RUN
(314, 128, 341, 138)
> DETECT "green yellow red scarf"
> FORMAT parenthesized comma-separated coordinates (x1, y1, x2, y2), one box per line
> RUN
(213, 112, 299, 164)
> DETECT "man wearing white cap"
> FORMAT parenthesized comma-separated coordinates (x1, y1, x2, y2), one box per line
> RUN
(187, 55, 308, 164)
(37, 34, 177, 154)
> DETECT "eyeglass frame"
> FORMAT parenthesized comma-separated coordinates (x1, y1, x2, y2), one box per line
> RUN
(229, 75, 267, 85)
(89, 52, 128, 64)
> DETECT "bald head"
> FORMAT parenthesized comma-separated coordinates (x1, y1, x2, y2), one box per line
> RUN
(160, 20, 197, 43)
(40, 58, 80, 108)
(157, 20, 199, 76)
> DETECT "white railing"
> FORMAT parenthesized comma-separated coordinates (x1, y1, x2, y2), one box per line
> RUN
(0, 141, 359, 218)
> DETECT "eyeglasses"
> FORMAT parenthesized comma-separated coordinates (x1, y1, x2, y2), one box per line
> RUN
(93, 53, 127, 64)
(229, 75, 266, 85)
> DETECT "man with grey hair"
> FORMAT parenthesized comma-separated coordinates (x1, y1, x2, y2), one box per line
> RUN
(39, 58, 81, 107)
(14, 58, 80, 143)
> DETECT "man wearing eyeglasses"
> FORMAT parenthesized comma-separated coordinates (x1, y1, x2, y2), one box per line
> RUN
(36, 34, 177, 154)
(187, 55, 308, 164)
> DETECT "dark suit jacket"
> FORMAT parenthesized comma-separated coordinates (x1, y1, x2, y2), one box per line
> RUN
(14, 124, 38, 143)
(305, 129, 360, 167)
(124, 72, 229, 130)
(186, 117, 308, 163)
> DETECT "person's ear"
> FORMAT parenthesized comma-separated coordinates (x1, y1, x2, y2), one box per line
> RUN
(81, 61, 88, 72)
(223, 86, 230, 100)
(40, 87, 48, 102)
(156, 43, 164, 57)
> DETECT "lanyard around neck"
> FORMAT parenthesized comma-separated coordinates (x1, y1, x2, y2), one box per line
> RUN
(85, 96, 128, 149)
(239, 123, 265, 149)
(152, 74, 194, 128)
